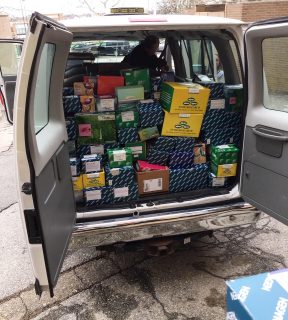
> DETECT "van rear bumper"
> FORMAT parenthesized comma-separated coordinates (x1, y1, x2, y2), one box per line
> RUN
(70, 201, 262, 250)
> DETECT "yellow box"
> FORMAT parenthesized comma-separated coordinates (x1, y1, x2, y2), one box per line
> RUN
(160, 82, 210, 114)
(72, 175, 83, 191)
(161, 110, 204, 137)
(211, 163, 237, 177)
(83, 170, 105, 188)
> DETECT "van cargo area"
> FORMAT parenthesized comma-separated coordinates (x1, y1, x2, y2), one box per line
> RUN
(62, 28, 244, 221)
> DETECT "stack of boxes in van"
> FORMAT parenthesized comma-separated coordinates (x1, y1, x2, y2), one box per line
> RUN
(62, 67, 243, 208)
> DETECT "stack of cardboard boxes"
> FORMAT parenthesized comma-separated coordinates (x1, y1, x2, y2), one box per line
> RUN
(62, 68, 243, 208)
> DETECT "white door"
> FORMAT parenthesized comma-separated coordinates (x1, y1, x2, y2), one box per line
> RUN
(14, 13, 75, 297)
(241, 18, 288, 226)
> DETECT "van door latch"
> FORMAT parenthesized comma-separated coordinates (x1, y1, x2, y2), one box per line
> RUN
(22, 182, 32, 195)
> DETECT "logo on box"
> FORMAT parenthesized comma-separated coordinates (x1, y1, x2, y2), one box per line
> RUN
(175, 121, 190, 129)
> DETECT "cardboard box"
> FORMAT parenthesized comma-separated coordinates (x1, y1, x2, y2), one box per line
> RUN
(193, 143, 206, 164)
(83, 75, 97, 84)
(226, 269, 288, 320)
(211, 144, 239, 165)
(136, 160, 168, 172)
(65, 118, 76, 141)
(97, 76, 124, 96)
(72, 175, 83, 203)
(63, 96, 82, 116)
(82, 170, 106, 188)
(122, 68, 151, 92)
(137, 101, 164, 128)
(116, 106, 139, 129)
(201, 109, 227, 131)
(96, 96, 115, 112)
(161, 110, 204, 138)
(84, 186, 112, 206)
(211, 162, 237, 177)
(169, 164, 209, 192)
(74, 82, 95, 96)
(138, 126, 160, 141)
(174, 137, 194, 152)
(224, 84, 243, 112)
(67, 140, 76, 157)
(147, 148, 170, 166)
(108, 148, 133, 168)
(154, 136, 175, 152)
(105, 166, 135, 187)
(80, 96, 96, 113)
(125, 142, 146, 160)
(202, 127, 236, 146)
(63, 87, 74, 96)
(169, 152, 194, 169)
(208, 172, 230, 188)
(81, 154, 102, 173)
(116, 85, 144, 103)
(112, 184, 138, 203)
(117, 128, 139, 144)
(70, 157, 80, 177)
(160, 82, 210, 113)
(196, 81, 224, 99)
(136, 169, 169, 195)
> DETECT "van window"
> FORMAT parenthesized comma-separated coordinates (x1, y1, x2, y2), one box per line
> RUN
(0, 42, 22, 76)
(263, 37, 288, 113)
(178, 39, 224, 83)
(34, 43, 55, 133)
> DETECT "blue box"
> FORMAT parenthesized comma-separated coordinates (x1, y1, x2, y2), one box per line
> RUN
(70, 157, 80, 177)
(111, 183, 138, 203)
(202, 109, 227, 131)
(169, 164, 209, 192)
(208, 172, 230, 188)
(81, 154, 102, 173)
(153, 136, 175, 152)
(226, 269, 288, 320)
(226, 111, 242, 128)
(202, 127, 236, 146)
(65, 118, 76, 141)
(169, 152, 194, 169)
(151, 77, 162, 92)
(105, 166, 135, 187)
(63, 87, 74, 96)
(117, 128, 139, 144)
(138, 102, 164, 128)
(84, 186, 112, 206)
(147, 148, 170, 165)
(174, 137, 194, 152)
(67, 140, 76, 157)
(63, 96, 82, 116)
(197, 82, 225, 99)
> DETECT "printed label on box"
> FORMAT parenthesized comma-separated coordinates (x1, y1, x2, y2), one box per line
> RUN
(229, 97, 237, 104)
(86, 190, 101, 201)
(114, 187, 129, 198)
(87, 172, 100, 178)
(71, 165, 77, 176)
(79, 124, 92, 137)
(179, 114, 190, 118)
(85, 161, 100, 173)
(111, 168, 120, 176)
(99, 99, 114, 111)
(113, 150, 126, 162)
(210, 99, 225, 109)
(90, 145, 104, 155)
(98, 114, 115, 121)
(143, 178, 163, 192)
(130, 146, 142, 154)
(121, 111, 135, 122)
(212, 177, 225, 187)
(188, 88, 200, 94)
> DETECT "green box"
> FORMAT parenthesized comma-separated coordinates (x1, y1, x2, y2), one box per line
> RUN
(122, 68, 151, 93)
(76, 113, 116, 145)
(125, 141, 146, 160)
(211, 144, 239, 165)
(138, 126, 160, 141)
(116, 104, 139, 129)
(224, 84, 243, 112)
(116, 85, 144, 103)
(108, 148, 133, 168)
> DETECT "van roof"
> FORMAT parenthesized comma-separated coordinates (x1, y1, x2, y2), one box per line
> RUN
(62, 14, 244, 33)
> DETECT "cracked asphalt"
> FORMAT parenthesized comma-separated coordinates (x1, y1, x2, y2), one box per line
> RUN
(1, 111, 288, 320)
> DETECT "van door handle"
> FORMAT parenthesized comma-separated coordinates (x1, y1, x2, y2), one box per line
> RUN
(252, 127, 288, 141)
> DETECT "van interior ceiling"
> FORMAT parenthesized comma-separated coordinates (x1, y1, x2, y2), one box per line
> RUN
(63, 28, 244, 221)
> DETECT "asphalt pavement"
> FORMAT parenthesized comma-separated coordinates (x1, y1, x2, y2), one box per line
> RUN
(0, 111, 288, 320)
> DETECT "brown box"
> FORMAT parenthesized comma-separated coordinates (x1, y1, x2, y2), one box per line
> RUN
(136, 169, 169, 195)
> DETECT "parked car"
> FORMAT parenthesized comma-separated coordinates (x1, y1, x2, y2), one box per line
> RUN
(14, 12, 288, 297)
(0, 39, 23, 123)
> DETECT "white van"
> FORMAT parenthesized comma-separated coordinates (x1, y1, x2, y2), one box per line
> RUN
(14, 12, 288, 297)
